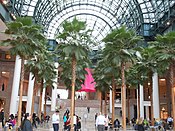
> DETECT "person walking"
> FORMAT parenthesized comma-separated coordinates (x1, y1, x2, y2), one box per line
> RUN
(21, 113, 33, 131)
(96, 112, 106, 131)
(52, 110, 60, 131)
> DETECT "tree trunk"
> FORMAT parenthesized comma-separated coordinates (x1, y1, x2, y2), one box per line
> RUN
(112, 76, 115, 128)
(166, 72, 171, 116)
(44, 87, 47, 116)
(38, 79, 44, 120)
(104, 92, 107, 115)
(31, 76, 38, 115)
(127, 88, 130, 121)
(121, 62, 126, 130)
(70, 54, 77, 131)
(137, 87, 140, 119)
(17, 58, 24, 127)
(100, 92, 103, 113)
(169, 63, 175, 128)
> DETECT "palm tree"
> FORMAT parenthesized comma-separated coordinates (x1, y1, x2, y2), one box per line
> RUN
(1, 17, 46, 127)
(150, 31, 175, 128)
(26, 48, 57, 118)
(94, 56, 120, 126)
(55, 17, 94, 130)
(126, 62, 148, 119)
(134, 45, 168, 125)
(102, 26, 142, 130)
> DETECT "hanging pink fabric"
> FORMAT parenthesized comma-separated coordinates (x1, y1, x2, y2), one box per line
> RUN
(78, 68, 96, 92)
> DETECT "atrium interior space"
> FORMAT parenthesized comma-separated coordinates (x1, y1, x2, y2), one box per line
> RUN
(1, 0, 175, 130)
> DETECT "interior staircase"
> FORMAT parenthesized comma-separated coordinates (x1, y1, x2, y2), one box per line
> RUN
(47, 99, 101, 130)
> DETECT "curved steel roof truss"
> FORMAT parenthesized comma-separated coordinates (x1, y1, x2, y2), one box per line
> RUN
(10, 0, 175, 43)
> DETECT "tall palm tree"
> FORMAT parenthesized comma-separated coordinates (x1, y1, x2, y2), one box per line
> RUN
(26, 48, 57, 118)
(150, 31, 175, 128)
(1, 17, 46, 127)
(55, 17, 94, 130)
(134, 45, 168, 125)
(126, 62, 148, 119)
(102, 26, 142, 130)
(94, 57, 120, 125)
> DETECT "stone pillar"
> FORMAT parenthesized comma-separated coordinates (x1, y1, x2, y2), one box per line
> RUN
(140, 84, 144, 118)
(51, 62, 59, 111)
(152, 72, 160, 119)
(10, 55, 21, 115)
(42, 87, 46, 112)
(26, 73, 35, 113)
(109, 89, 112, 113)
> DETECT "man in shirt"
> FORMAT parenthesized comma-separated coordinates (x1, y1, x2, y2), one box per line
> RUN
(52, 110, 60, 131)
(96, 112, 106, 131)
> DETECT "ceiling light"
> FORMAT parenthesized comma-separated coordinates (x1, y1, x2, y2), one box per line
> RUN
(166, 21, 170, 26)
(2, 0, 8, 5)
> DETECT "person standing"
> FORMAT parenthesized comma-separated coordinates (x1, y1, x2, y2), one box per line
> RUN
(52, 110, 60, 131)
(32, 113, 37, 128)
(114, 118, 120, 130)
(21, 113, 33, 131)
(104, 114, 109, 130)
(87, 107, 90, 113)
(0, 108, 4, 128)
(73, 114, 77, 131)
(96, 112, 106, 131)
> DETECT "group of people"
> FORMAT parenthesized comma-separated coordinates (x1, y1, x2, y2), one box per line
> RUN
(132, 116, 174, 131)
(0, 111, 51, 131)
(51, 108, 82, 131)
(62, 109, 81, 131)
(95, 112, 120, 131)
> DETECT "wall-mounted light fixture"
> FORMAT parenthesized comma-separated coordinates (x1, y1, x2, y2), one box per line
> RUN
(162, 107, 165, 111)
(2, 71, 6, 74)
(160, 78, 165, 81)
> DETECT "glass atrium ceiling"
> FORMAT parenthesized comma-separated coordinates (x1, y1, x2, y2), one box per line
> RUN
(11, 0, 175, 46)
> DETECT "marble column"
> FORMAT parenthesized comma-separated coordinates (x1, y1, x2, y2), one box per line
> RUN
(109, 89, 112, 113)
(51, 62, 59, 111)
(152, 72, 160, 119)
(26, 73, 35, 113)
(140, 84, 144, 118)
(42, 87, 46, 112)
(137, 89, 139, 118)
(10, 55, 21, 115)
